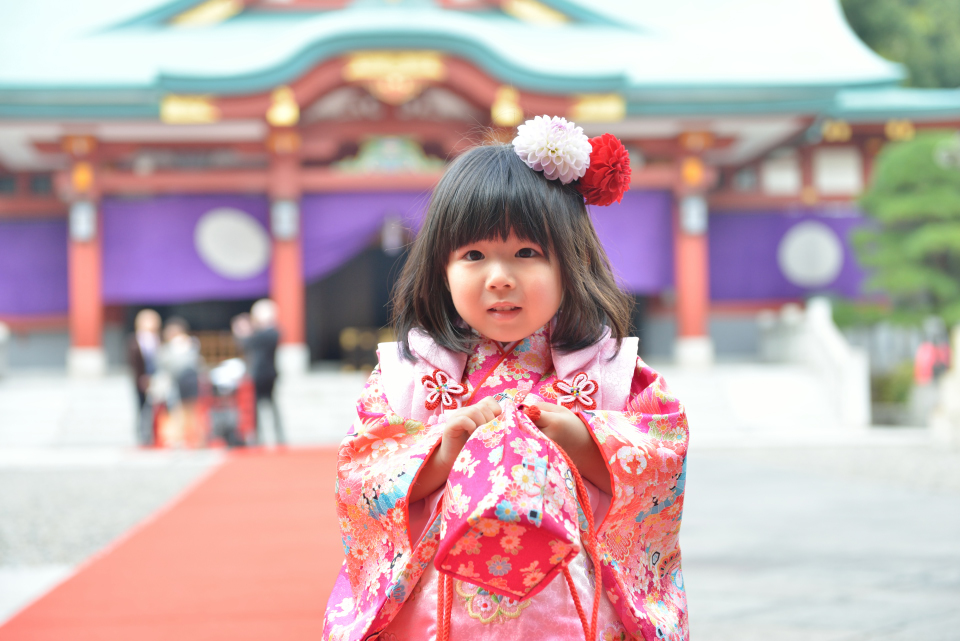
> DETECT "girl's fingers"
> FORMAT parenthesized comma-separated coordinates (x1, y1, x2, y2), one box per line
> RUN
(534, 402, 564, 414)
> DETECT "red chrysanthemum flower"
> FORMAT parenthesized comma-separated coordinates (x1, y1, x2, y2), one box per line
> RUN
(576, 133, 632, 206)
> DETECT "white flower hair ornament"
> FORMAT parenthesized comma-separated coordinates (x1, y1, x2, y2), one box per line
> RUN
(512, 115, 633, 206)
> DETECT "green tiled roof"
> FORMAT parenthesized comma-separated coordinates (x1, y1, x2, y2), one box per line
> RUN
(0, 0, 955, 122)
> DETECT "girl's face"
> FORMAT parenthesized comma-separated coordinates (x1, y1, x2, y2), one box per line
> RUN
(446, 232, 562, 343)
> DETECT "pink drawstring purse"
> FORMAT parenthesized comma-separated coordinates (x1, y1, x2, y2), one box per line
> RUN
(433, 401, 601, 641)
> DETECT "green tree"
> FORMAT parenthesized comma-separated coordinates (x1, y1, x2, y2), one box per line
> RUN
(841, 0, 960, 88)
(854, 131, 960, 324)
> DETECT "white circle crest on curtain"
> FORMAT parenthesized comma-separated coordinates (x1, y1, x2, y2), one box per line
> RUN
(776, 220, 844, 288)
(194, 207, 271, 279)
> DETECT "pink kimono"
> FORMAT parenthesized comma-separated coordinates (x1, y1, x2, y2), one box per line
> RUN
(323, 325, 689, 640)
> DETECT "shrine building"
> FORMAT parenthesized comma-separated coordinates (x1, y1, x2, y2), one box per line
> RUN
(2, 0, 960, 374)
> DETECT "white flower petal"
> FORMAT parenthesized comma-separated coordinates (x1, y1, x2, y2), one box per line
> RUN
(512, 115, 590, 183)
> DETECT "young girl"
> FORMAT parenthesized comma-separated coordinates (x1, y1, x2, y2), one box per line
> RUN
(323, 117, 689, 641)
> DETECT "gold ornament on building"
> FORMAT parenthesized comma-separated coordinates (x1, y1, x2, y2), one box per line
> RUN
(71, 161, 94, 193)
(570, 94, 625, 123)
(343, 51, 446, 105)
(885, 119, 915, 142)
(171, 0, 243, 27)
(491, 86, 523, 127)
(681, 156, 705, 187)
(61, 135, 96, 157)
(501, 0, 569, 25)
(267, 86, 300, 127)
(800, 185, 819, 206)
(161, 95, 220, 124)
(679, 131, 715, 152)
(268, 129, 302, 155)
(821, 119, 852, 143)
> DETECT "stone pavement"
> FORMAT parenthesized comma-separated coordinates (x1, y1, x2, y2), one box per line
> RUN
(1, 363, 959, 639)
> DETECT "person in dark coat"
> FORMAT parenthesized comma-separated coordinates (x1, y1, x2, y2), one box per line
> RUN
(233, 299, 286, 446)
(129, 308, 161, 446)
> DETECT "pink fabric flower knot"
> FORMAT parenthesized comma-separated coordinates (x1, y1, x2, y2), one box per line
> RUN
(422, 369, 466, 411)
(552, 372, 598, 411)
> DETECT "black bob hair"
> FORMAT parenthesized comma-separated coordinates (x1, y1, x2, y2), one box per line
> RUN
(390, 143, 633, 359)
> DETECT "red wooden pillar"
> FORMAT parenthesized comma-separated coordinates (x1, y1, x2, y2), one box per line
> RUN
(63, 136, 106, 376)
(673, 156, 715, 365)
(267, 128, 308, 374)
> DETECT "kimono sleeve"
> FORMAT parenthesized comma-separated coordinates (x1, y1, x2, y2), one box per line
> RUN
(583, 358, 689, 641)
(336, 365, 444, 598)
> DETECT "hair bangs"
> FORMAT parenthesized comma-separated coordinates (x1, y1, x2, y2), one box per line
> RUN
(439, 145, 555, 259)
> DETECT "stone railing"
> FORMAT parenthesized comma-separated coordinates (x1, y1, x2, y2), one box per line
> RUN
(932, 325, 960, 447)
(758, 297, 871, 428)
(0, 321, 9, 378)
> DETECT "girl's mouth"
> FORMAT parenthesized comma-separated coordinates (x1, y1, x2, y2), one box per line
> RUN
(488, 305, 521, 320)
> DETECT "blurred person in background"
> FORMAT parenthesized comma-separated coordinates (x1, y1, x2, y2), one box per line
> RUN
(155, 317, 204, 448)
(129, 308, 161, 446)
(232, 299, 285, 446)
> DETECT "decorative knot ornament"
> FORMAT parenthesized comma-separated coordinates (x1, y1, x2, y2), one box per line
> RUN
(422, 369, 466, 411)
(552, 372, 598, 411)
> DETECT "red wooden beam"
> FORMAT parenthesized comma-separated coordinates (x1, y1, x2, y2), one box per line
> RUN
(91, 163, 681, 195)
(630, 164, 680, 190)
(0, 314, 70, 331)
(97, 170, 270, 194)
(299, 168, 443, 192)
(0, 197, 67, 218)
(709, 191, 856, 210)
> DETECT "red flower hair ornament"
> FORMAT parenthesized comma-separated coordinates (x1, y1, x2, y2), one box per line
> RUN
(513, 115, 632, 206)
(576, 132, 632, 206)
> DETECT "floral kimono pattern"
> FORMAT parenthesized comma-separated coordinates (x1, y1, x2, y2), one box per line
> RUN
(323, 326, 689, 641)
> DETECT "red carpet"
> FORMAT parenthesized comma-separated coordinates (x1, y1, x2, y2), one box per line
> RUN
(0, 448, 344, 641)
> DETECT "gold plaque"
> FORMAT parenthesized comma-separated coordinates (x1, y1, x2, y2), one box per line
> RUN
(570, 94, 625, 123)
(343, 51, 446, 105)
(161, 95, 220, 124)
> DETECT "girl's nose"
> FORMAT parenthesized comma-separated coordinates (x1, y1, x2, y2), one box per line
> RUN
(485, 261, 515, 289)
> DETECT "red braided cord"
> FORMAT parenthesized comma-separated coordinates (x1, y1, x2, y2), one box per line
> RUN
(436, 571, 449, 641)
(556, 440, 603, 641)
(444, 571, 454, 634)
(562, 565, 591, 640)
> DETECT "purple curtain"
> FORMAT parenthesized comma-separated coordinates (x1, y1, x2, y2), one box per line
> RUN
(301, 191, 430, 282)
(0, 219, 68, 315)
(102, 195, 270, 304)
(302, 189, 674, 294)
(709, 208, 868, 300)
(590, 190, 674, 294)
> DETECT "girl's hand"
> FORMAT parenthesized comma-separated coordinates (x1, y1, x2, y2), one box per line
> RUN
(527, 403, 591, 458)
(528, 403, 612, 494)
(438, 397, 502, 465)
(410, 397, 501, 503)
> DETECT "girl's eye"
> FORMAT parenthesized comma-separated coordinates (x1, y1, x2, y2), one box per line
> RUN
(465, 250, 484, 261)
(516, 247, 539, 258)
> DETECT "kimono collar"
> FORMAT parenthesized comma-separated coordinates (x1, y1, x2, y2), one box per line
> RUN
(378, 323, 637, 422)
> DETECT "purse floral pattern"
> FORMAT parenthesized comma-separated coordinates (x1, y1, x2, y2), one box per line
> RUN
(324, 325, 690, 641)
(455, 580, 532, 623)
